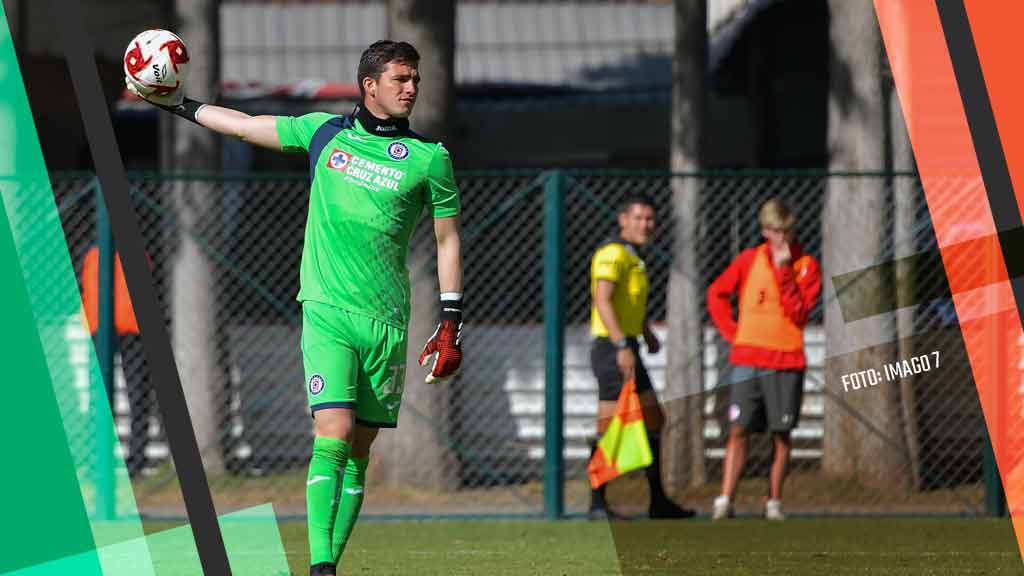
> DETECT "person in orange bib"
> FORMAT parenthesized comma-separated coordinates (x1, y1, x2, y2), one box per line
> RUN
(707, 198, 821, 521)
(81, 246, 151, 478)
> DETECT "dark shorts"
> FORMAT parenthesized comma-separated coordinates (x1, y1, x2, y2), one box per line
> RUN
(727, 365, 804, 433)
(591, 337, 655, 402)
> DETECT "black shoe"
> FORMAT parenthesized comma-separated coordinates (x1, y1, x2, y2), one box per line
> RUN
(649, 500, 696, 519)
(587, 506, 628, 521)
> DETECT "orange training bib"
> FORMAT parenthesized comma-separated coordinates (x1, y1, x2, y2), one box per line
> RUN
(733, 245, 803, 352)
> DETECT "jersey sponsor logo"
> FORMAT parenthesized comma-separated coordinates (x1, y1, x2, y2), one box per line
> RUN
(387, 141, 409, 161)
(309, 374, 326, 395)
(326, 148, 406, 192)
(326, 149, 351, 172)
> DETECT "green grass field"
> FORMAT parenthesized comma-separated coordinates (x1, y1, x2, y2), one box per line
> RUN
(148, 518, 1024, 575)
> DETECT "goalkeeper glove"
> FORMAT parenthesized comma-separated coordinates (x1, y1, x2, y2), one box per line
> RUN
(418, 294, 463, 384)
(125, 76, 206, 124)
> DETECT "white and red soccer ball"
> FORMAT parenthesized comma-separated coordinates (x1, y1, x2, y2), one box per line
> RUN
(123, 29, 190, 98)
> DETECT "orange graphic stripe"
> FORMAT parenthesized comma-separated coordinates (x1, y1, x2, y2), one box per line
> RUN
(876, 0, 1023, 556)
(964, 0, 1024, 219)
(964, 0, 1024, 545)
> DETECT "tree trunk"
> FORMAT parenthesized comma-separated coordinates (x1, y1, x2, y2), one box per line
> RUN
(663, 0, 707, 494)
(167, 0, 224, 473)
(374, 0, 457, 490)
(822, 0, 910, 491)
(886, 35, 922, 490)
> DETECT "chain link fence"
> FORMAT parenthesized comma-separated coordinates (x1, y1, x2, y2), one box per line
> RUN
(47, 170, 998, 519)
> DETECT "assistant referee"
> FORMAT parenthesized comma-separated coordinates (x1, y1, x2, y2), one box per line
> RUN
(588, 194, 694, 520)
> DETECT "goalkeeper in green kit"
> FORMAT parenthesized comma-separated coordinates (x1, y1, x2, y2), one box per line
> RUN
(126, 41, 464, 576)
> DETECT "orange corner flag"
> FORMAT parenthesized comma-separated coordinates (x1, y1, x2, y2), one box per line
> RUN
(587, 378, 653, 489)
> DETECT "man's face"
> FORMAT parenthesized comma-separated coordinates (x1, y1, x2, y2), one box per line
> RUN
(364, 61, 420, 118)
(619, 203, 656, 246)
(762, 227, 793, 247)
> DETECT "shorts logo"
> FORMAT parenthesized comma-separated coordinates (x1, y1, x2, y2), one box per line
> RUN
(326, 149, 351, 172)
(387, 141, 409, 160)
(728, 403, 741, 422)
(309, 374, 326, 396)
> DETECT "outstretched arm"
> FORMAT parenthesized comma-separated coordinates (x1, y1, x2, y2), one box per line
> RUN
(193, 106, 283, 151)
(126, 79, 283, 151)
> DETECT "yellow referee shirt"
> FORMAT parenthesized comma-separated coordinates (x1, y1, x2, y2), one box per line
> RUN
(590, 240, 649, 337)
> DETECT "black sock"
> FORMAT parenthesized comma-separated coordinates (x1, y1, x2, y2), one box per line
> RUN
(310, 562, 336, 576)
(646, 434, 669, 506)
(590, 439, 608, 510)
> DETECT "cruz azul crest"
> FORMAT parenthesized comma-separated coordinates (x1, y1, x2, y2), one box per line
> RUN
(387, 141, 409, 161)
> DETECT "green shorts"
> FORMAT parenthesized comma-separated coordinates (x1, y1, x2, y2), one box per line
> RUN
(301, 301, 408, 428)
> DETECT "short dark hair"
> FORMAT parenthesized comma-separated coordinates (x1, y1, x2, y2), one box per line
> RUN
(357, 40, 420, 98)
(618, 194, 655, 215)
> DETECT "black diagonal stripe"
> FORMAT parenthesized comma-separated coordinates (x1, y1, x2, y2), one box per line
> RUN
(52, 3, 232, 574)
(833, 245, 950, 322)
(833, 227, 1024, 322)
(937, 0, 1024, 325)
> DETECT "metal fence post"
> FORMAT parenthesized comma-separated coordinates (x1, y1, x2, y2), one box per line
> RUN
(544, 170, 565, 520)
(95, 184, 116, 520)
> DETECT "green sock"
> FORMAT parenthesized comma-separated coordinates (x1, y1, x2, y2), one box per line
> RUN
(307, 436, 350, 568)
(332, 456, 369, 562)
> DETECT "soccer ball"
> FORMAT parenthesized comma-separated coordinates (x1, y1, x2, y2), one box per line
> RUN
(123, 29, 190, 98)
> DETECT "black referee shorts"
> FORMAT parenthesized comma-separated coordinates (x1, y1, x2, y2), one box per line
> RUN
(590, 337, 655, 402)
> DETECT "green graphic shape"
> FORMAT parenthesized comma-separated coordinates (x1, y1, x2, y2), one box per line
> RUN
(0, 4, 109, 574)
(0, 5, 149, 572)
(1, 6, 293, 575)
(0, 183, 104, 575)
(3, 504, 290, 576)
(146, 504, 292, 576)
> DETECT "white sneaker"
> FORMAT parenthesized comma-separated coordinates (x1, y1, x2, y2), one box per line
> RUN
(764, 499, 785, 521)
(711, 495, 733, 520)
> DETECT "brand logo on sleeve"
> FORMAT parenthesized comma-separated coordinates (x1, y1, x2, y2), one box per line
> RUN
(387, 141, 409, 160)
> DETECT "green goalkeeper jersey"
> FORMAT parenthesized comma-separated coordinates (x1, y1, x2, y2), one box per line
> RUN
(276, 111, 460, 327)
